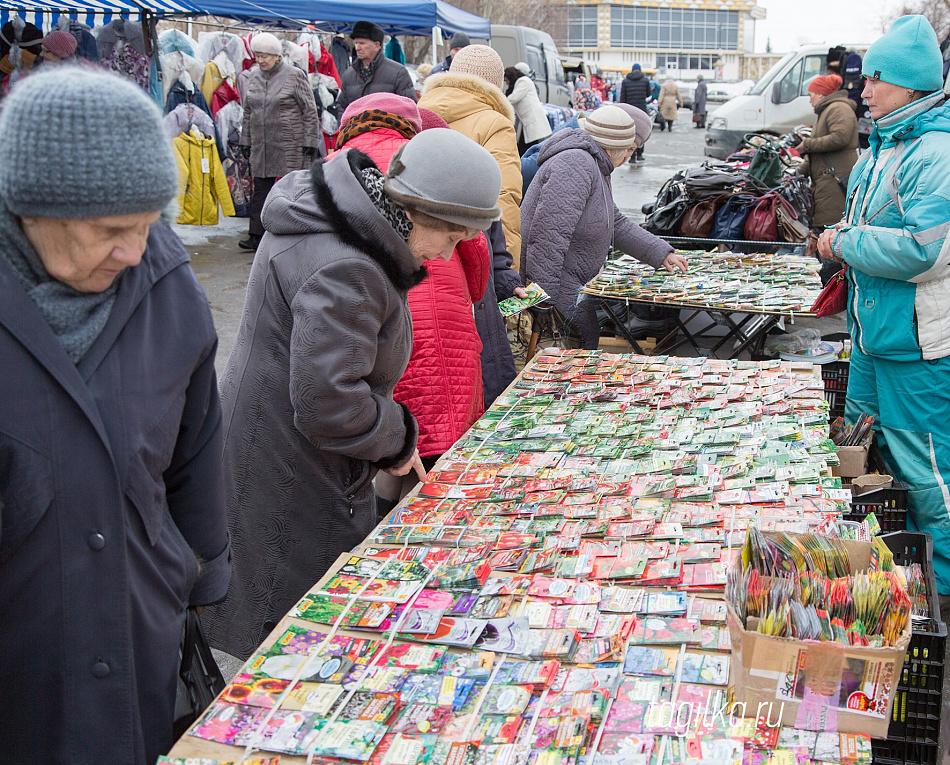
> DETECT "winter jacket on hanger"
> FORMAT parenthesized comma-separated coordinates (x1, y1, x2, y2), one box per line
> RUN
(173, 130, 236, 225)
(159, 51, 204, 104)
(165, 103, 216, 142)
(210, 79, 240, 118)
(165, 78, 226, 161)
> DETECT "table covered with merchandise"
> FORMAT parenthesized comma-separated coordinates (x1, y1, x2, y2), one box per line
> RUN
(582, 251, 823, 358)
(167, 350, 919, 765)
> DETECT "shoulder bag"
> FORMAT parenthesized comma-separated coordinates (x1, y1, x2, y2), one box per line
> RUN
(173, 607, 226, 739)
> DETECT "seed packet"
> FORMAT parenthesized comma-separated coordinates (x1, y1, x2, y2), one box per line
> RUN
(377, 644, 446, 673)
(189, 701, 267, 746)
(481, 685, 533, 715)
(679, 652, 730, 686)
(280, 682, 345, 714)
(310, 719, 388, 761)
(628, 616, 701, 646)
(235, 708, 326, 754)
(623, 646, 679, 677)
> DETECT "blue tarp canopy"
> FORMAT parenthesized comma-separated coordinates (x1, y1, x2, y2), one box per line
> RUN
(1, 0, 490, 36)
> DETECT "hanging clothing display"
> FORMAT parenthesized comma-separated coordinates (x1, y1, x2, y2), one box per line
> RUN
(173, 127, 236, 225)
(53, 19, 98, 62)
(98, 20, 150, 92)
(0, 19, 43, 97)
(166, 72, 226, 161)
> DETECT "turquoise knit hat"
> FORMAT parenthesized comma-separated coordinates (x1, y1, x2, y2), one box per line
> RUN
(863, 15, 944, 92)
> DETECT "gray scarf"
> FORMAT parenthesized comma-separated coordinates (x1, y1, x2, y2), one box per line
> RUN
(0, 198, 118, 364)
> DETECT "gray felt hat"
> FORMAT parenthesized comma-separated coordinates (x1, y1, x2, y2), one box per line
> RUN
(384, 128, 502, 231)
(0, 67, 178, 218)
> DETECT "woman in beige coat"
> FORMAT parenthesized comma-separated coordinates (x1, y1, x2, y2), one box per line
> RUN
(238, 32, 324, 250)
(657, 78, 681, 131)
(419, 44, 523, 262)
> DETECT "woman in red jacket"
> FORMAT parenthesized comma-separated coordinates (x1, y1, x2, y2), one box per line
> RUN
(331, 94, 491, 509)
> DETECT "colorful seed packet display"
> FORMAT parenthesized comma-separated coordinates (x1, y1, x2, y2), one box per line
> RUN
(180, 351, 873, 764)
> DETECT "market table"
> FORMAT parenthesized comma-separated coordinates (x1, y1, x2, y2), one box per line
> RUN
(583, 251, 822, 359)
(167, 351, 868, 765)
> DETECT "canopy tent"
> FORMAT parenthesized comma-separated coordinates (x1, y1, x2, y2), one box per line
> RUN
(1, 0, 490, 37)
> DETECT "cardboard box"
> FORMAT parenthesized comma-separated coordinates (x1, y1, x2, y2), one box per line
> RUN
(727, 539, 912, 738)
(832, 445, 869, 479)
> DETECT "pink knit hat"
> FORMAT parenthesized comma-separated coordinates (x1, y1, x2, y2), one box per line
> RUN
(339, 93, 422, 133)
(41, 30, 77, 60)
(418, 107, 449, 131)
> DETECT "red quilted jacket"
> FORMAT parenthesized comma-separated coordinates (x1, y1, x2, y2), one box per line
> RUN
(330, 127, 490, 456)
(395, 235, 490, 457)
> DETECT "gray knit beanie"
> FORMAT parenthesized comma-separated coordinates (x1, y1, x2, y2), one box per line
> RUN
(384, 128, 501, 231)
(0, 67, 178, 218)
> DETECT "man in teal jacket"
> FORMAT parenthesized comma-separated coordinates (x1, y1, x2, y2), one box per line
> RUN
(819, 15, 950, 594)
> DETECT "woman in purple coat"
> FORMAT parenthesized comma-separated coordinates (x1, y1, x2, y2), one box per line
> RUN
(521, 105, 686, 348)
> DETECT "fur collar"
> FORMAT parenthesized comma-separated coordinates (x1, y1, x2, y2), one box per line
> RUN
(310, 150, 426, 292)
(422, 71, 515, 123)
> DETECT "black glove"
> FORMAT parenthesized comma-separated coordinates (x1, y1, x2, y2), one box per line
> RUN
(238, 145, 250, 158)
(303, 146, 317, 159)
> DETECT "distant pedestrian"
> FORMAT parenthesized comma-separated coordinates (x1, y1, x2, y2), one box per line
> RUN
(39, 30, 77, 64)
(657, 78, 680, 131)
(693, 74, 707, 128)
(619, 63, 652, 160)
(431, 31, 470, 75)
(505, 63, 552, 154)
(238, 32, 323, 251)
(337, 20, 416, 110)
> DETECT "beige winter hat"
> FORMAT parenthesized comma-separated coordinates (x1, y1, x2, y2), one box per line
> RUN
(579, 105, 637, 149)
(449, 44, 504, 91)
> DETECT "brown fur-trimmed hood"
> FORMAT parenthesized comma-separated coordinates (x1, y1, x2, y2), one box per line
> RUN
(420, 71, 515, 124)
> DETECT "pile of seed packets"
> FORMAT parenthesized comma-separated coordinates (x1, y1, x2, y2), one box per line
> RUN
(582, 251, 823, 314)
(187, 351, 875, 765)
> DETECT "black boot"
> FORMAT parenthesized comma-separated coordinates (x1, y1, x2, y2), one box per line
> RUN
(238, 236, 261, 251)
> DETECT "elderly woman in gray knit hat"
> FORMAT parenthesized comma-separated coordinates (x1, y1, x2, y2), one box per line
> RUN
(0, 69, 230, 765)
(521, 104, 686, 348)
(205, 128, 502, 660)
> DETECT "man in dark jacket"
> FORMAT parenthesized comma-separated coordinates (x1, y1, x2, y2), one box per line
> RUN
(619, 63, 652, 160)
(338, 20, 417, 110)
(0, 69, 230, 765)
(431, 31, 470, 75)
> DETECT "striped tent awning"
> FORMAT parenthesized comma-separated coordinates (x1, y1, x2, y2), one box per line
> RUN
(0, 0, 201, 30)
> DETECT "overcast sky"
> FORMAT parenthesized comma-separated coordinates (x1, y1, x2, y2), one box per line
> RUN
(752, 0, 916, 53)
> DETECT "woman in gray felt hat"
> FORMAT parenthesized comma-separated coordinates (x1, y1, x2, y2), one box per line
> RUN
(205, 128, 503, 661)
(0, 68, 230, 765)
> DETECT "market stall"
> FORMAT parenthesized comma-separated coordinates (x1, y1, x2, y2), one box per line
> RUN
(161, 349, 936, 765)
(583, 250, 823, 359)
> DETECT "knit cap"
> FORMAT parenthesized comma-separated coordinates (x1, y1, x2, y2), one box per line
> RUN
(0, 68, 178, 218)
(418, 107, 449, 131)
(384, 128, 501, 230)
(863, 15, 943, 92)
(41, 30, 77, 59)
(808, 74, 842, 96)
(448, 32, 470, 50)
(580, 105, 637, 149)
(450, 44, 504, 91)
(613, 102, 653, 146)
(250, 32, 281, 55)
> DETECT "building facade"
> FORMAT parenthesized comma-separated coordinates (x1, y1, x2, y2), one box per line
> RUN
(563, 0, 765, 82)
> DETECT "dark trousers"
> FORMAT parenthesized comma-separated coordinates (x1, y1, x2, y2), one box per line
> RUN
(249, 177, 277, 239)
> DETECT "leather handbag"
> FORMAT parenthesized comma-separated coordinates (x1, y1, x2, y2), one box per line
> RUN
(743, 192, 782, 242)
(810, 265, 849, 317)
(679, 193, 731, 238)
(173, 608, 226, 739)
(747, 143, 783, 188)
(776, 200, 810, 242)
(710, 194, 756, 240)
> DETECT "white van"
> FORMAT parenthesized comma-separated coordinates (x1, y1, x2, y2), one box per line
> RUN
(490, 24, 571, 106)
(704, 45, 867, 159)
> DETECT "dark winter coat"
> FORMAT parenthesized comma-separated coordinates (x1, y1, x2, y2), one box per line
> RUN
(430, 54, 452, 74)
(0, 220, 230, 765)
(331, 36, 351, 79)
(798, 91, 858, 227)
(521, 129, 672, 348)
(619, 70, 652, 112)
(240, 59, 324, 179)
(338, 49, 417, 110)
(204, 151, 423, 660)
(693, 80, 707, 115)
(478, 221, 521, 406)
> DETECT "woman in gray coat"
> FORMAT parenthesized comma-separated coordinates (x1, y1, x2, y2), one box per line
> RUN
(521, 105, 686, 348)
(238, 33, 324, 251)
(206, 129, 503, 660)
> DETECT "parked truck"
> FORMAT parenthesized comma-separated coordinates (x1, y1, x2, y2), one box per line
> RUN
(490, 24, 571, 106)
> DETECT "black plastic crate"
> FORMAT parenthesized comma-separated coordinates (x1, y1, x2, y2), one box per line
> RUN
(843, 445, 909, 532)
(822, 360, 850, 420)
(874, 532, 947, 765)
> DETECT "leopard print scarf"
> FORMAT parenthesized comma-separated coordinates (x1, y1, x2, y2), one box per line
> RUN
(337, 109, 417, 150)
(358, 167, 413, 243)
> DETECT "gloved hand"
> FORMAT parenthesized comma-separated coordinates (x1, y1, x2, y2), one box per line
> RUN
(238, 145, 251, 158)
(302, 146, 317, 159)
(786, 132, 803, 149)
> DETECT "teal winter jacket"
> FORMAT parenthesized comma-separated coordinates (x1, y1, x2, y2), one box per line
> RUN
(832, 92, 950, 361)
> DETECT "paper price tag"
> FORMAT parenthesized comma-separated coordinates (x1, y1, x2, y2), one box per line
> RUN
(200, 157, 210, 174)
